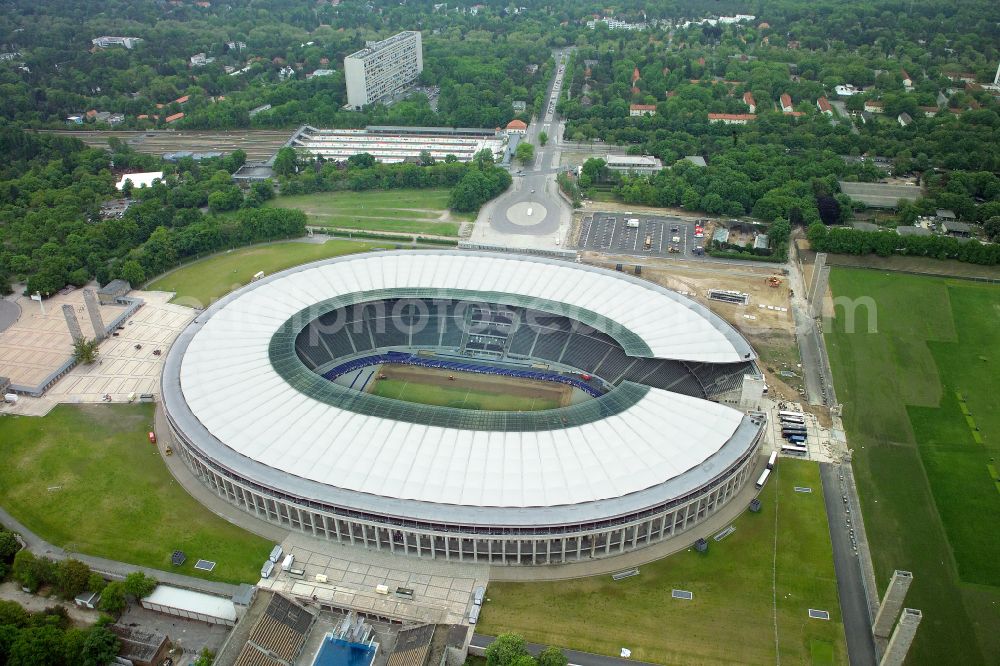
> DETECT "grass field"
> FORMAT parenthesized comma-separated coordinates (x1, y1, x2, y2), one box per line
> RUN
(478, 459, 846, 665)
(147, 239, 391, 306)
(367, 366, 565, 411)
(825, 269, 1000, 665)
(267, 189, 471, 237)
(0, 404, 270, 584)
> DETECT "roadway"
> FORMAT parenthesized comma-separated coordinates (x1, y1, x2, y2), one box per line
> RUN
(470, 49, 574, 248)
(470, 634, 658, 666)
(819, 464, 878, 666)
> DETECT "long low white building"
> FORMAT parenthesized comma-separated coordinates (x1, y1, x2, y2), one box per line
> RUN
(289, 125, 505, 163)
(141, 586, 238, 626)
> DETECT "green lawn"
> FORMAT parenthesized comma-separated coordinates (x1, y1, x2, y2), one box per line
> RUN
(825, 269, 1000, 665)
(478, 459, 846, 665)
(0, 405, 270, 584)
(368, 377, 561, 411)
(267, 189, 471, 236)
(147, 239, 391, 306)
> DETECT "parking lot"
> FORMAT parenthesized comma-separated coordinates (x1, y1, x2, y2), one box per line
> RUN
(576, 212, 705, 257)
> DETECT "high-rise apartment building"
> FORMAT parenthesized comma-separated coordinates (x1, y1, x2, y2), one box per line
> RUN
(344, 31, 423, 109)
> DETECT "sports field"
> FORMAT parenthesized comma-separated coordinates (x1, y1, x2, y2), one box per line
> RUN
(267, 189, 471, 236)
(825, 269, 1000, 665)
(478, 458, 846, 665)
(367, 365, 569, 411)
(147, 239, 390, 306)
(0, 404, 269, 584)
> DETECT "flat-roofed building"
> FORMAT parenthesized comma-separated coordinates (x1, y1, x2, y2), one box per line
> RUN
(604, 154, 663, 175)
(344, 31, 423, 109)
(290, 125, 504, 164)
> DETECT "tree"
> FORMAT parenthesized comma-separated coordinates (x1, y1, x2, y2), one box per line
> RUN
(97, 582, 126, 616)
(72, 338, 100, 365)
(539, 131, 548, 146)
(485, 633, 529, 666)
(515, 142, 535, 164)
(347, 152, 376, 169)
(123, 572, 157, 600)
(56, 559, 91, 600)
(8, 626, 65, 666)
(87, 573, 107, 594)
(0, 530, 20, 560)
(80, 626, 120, 666)
(0, 600, 29, 628)
(118, 260, 146, 286)
(272, 147, 298, 176)
(984, 216, 1000, 242)
(193, 647, 217, 666)
(537, 646, 568, 666)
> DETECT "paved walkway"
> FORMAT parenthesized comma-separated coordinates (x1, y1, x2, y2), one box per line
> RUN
(470, 634, 657, 666)
(0, 505, 240, 598)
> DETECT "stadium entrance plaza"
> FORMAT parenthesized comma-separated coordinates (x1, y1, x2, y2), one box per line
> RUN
(258, 533, 488, 625)
(0, 290, 194, 417)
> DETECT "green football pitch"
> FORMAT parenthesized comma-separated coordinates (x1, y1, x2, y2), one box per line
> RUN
(366, 369, 564, 412)
(478, 458, 846, 665)
(825, 268, 1000, 665)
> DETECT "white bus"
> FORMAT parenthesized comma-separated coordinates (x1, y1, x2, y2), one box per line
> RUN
(780, 416, 805, 425)
(782, 444, 808, 455)
(778, 410, 805, 419)
(755, 468, 771, 489)
(767, 451, 778, 470)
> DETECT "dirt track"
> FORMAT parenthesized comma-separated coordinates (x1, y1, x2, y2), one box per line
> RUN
(372, 364, 573, 407)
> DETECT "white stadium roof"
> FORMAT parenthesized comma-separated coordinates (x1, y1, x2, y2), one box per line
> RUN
(168, 251, 759, 516)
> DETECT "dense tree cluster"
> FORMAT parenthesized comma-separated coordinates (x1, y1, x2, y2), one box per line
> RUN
(808, 222, 1000, 265)
(0, 600, 120, 666)
(485, 633, 568, 666)
(0, 128, 304, 296)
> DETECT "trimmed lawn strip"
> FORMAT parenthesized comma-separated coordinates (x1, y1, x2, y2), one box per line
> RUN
(0, 404, 269, 584)
(478, 459, 846, 665)
(147, 239, 391, 306)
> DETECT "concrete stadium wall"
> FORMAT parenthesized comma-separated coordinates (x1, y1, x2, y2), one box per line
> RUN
(165, 409, 762, 566)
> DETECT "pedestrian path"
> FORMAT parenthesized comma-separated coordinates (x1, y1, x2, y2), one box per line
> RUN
(0, 505, 240, 598)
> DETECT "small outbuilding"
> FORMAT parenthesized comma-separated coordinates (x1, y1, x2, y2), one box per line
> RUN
(896, 225, 931, 237)
(115, 171, 163, 191)
(505, 119, 528, 135)
(74, 591, 101, 609)
(942, 220, 973, 237)
(110, 625, 170, 666)
(97, 279, 131, 305)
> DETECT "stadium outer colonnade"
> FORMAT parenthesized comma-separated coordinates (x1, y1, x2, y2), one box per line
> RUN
(166, 413, 763, 565)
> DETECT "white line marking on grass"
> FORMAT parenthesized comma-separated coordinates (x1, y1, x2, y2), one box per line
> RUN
(773, 462, 781, 665)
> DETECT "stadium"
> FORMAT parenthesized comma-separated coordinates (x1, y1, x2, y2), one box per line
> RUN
(162, 250, 767, 566)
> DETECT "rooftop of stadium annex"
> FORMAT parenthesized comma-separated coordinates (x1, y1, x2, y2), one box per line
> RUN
(162, 250, 763, 528)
